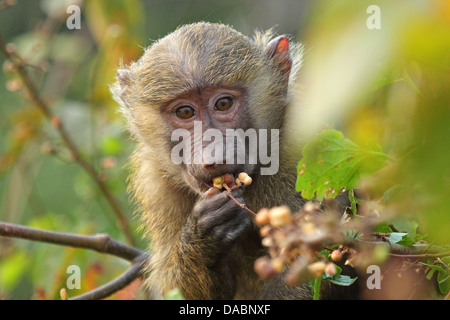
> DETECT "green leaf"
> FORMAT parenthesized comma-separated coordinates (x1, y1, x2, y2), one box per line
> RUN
(387, 232, 408, 244)
(437, 257, 450, 295)
(322, 264, 358, 286)
(420, 261, 445, 281)
(348, 189, 358, 215)
(328, 274, 358, 286)
(390, 218, 419, 245)
(296, 130, 390, 201)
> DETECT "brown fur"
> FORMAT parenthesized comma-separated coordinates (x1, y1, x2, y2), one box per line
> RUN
(112, 22, 309, 299)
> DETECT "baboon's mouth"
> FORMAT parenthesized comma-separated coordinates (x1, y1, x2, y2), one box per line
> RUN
(198, 171, 239, 192)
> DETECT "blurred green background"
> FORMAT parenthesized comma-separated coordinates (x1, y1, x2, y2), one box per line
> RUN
(0, 0, 449, 299)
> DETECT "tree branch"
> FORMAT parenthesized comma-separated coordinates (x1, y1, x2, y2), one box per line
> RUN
(70, 255, 147, 300)
(389, 250, 450, 259)
(0, 221, 149, 300)
(0, 34, 135, 246)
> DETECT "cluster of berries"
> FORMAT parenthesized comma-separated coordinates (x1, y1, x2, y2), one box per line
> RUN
(253, 202, 349, 285)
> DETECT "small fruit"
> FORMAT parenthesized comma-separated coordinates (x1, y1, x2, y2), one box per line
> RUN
(300, 222, 316, 235)
(255, 208, 270, 226)
(235, 172, 252, 186)
(238, 172, 248, 181)
(254, 256, 276, 280)
(307, 261, 326, 278)
(212, 176, 224, 189)
(324, 263, 337, 276)
(259, 225, 271, 237)
(269, 206, 292, 227)
(223, 173, 235, 187)
(331, 250, 343, 262)
(242, 175, 252, 186)
(271, 257, 285, 273)
(261, 237, 273, 247)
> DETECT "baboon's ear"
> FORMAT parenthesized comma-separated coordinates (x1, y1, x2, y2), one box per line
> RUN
(266, 36, 292, 84)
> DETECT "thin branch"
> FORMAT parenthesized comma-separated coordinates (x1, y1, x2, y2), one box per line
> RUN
(0, 221, 149, 300)
(0, 222, 143, 260)
(342, 236, 450, 259)
(223, 183, 257, 216)
(389, 250, 450, 259)
(0, 34, 135, 245)
(70, 255, 147, 300)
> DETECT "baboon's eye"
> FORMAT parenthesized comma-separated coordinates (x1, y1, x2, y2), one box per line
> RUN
(215, 97, 233, 111)
(176, 106, 195, 119)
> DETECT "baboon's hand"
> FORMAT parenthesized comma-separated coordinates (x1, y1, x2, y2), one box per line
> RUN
(180, 188, 251, 267)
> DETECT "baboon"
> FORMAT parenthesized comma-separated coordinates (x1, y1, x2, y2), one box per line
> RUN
(113, 22, 349, 299)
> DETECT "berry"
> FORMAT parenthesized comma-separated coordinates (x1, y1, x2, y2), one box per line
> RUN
(324, 263, 337, 276)
(212, 176, 224, 189)
(235, 172, 252, 186)
(223, 173, 235, 187)
(255, 208, 270, 226)
(269, 206, 292, 228)
(331, 250, 343, 262)
(254, 256, 276, 280)
(242, 176, 252, 186)
(307, 261, 326, 278)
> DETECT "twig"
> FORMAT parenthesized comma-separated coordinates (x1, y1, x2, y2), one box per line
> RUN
(0, 34, 135, 245)
(342, 235, 450, 259)
(70, 255, 147, 300)
(223, 183, 257, 216)
(0, 221, 149, 300)
(389, 250, 450, 259)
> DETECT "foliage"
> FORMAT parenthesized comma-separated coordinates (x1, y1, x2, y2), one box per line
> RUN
(0, 0, 146, 300)
(283, 0, 450, 299)
(296, 129, 390, 201)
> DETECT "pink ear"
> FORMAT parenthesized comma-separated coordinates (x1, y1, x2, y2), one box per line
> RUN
(267, 36, 289, 57)
(275, 37, 289, 54)
(266, 36, 292, 83)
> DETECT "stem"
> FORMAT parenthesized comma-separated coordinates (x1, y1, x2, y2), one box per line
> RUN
(389, 250, 450, 259)
(313, 277, 321, 300)
(223, 183, 257, 216)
